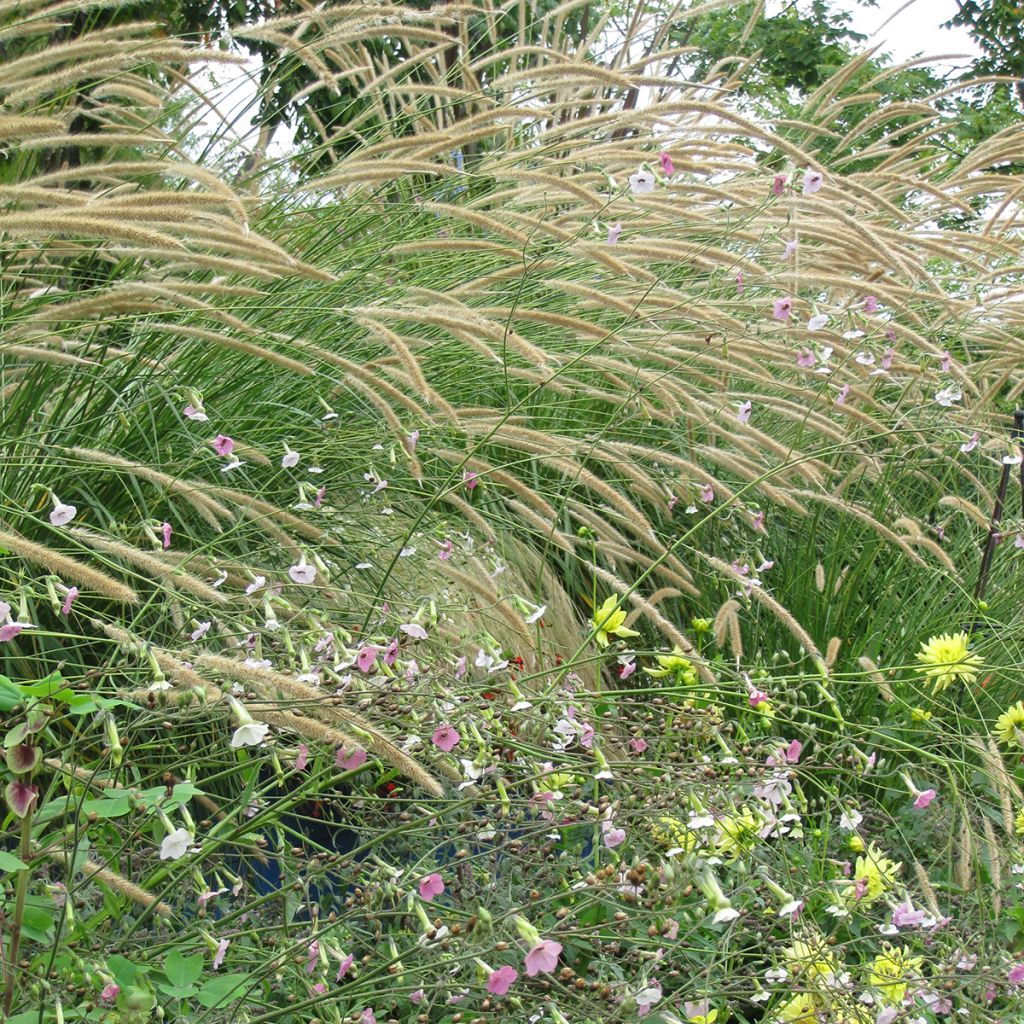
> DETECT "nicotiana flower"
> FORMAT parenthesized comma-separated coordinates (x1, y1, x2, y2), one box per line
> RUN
(807, 313, 829, 331)
(590, 595, 640, 647)
(232, 721, 270, 748)
(159, 827, 194, 861)
(356, 646, 377, 673)
(161, 521, 172, 549)
(288, 558, 317, 584)
(802, 167, 824, 193)
(659, 151, 674, 176)
(782, 238, 798, 260)
(213, 938, 229, 970)
(418, 873, 445, 901)
(773, 297, 793, 321)
(864, 294, 879, 313)
(212, 434, 234, 457)
(773, 173, 787, 195)
(486, 965, 517, 996)
(183, 403, 208, 421)
(607, 222, 622, 245)
(431, 724, 461, 752)
(934, 384, 962, 407)
(524, 939, 562, 976)
(737, 400, 752, 423)
(628, 168, 656, 194)
(60, 586, 78, 616)
(839, 807, 863, 830)
(281, 445, 300, 468)
(49, 498, 77, 526)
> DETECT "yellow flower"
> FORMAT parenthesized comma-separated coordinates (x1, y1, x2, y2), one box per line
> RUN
(590, 595, 640, 648)
(651, 815, 700, 854)
(910, 707, 932, 723)
(715, 806, 762, 860)
(645, 646, 698, 684)
(869, 945, 924, 1005)
(785, 937, 839, 981)
(915, 631, 982, 693)
(842, 843, 901, 906)
(774, 994, 818, 1023)
(996, 701, 1024, 747)
(1015, 807, 1024, 835)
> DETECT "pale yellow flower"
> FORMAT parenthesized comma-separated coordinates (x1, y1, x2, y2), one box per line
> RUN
(996, 701, 1024, 747)
(841, 843, 901, 906)
(916, 631, 982, 693)
(869, 945, 924, 1005)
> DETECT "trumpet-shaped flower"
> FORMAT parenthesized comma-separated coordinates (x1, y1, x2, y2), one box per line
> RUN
(591, 595, 639, 648)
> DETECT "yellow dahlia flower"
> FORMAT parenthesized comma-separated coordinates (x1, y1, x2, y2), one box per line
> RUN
(915, 631, 982, 693)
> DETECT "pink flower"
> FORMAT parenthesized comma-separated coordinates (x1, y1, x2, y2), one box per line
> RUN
(288, 561, 317, 585)
(463, 470, 478, 491)
(356, 646, 377, 673)
(455, 655, 467, 679)
(875, 1009, 898, 1024)
(314, 485, 326, 508)
(782, 238, 798, 261)
(796, 348, 816, 368)
(161, 521, 172, 549)
(802, 167, 823, 194)
(784, 739, 802, 764)
(773, 297, 793, 321)
(913, 788, 937, 809)
(190, 621, 211, 641)
(183, 403, 208, 422)
(881, 347, 895, 370)
(212, 435, 234, 457)
(773, 173, 787, 196)
(700, 483, 714, 503)
(737, 400, 752, 423)
(602, 824, 626, 849)
(418, 873, 445, 901)
(886, 325, 897, 343)
(735, 272, 743, 294)
(836, 383, 850, 405)
(752, 510, 765, 532)
(619, 658, 636, 679)
(607, 222, 622, 245)
(659, 151, 674, 176)
(99, 983, 119, 1003)
(383, 639, 399, 666)
(0, 624, 24, 642)
(1009, 963, 1024, 985)
(336, 953, 354, 981)
(437, 539, 453, 561)
(940, 350, 951, 372)
(524, 939, 562, 977)
(400, 622, 428, 640)
(409, 990, 424, 1004)
(431, 724, 460, 752)
(960, 432, 979, 453)
(864, 295, 878, 313)
(629, 737, 647, 753)
(406, 430, 420, 452)
(336, 747, 367, 771)
(361, 1011, 375, 1024)
(487, 965, 518, 996)
(306, 940, 319, 974)
(60, 586, 79, 616)
(295, 744, 309, 771)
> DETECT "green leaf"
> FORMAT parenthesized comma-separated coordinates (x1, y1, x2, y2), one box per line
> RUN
(106, 954, 140, 987)
(137, 782, 205, 810)
(0, 676, 22, 712)
(0, 851, 29, 872)
(82, 794, 132, 818)
(164, 950, 204, 989)
(157, 981, 199, 999)
(197, 974, 250, 1009)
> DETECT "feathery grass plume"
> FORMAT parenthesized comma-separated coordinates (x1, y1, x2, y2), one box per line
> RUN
(857, 656, 894, 703)
(191, 653, 443, 797)
(954, 813, 974, 891)
(968, 735, 1022, 837)
(67, 527, 229, 606)
(713, 599, 743, 662)
(911, 860, 943, 921)
(0, 527, 137, 604)
(980, 815, 1002, 917)
(824, 637, 842, 671)
(47, 853, 170, 919)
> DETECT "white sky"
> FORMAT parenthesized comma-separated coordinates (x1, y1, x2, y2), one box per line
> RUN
(832, 0, 981, 67)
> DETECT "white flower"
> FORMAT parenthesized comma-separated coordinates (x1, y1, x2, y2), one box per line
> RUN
(231, 722, 270, 748)
(281, 446, 300, 469)
(712, 907, 740, 923)
(49, 500, 77, 526)
(190, 621, 211, 641)
(1002, 452, 1023, 466)
(628, 168, 656, 194)
(825, 904, 850, 918)
(839, 808, 863, 830)
(842, 330, 865, 340)
(288, 560, 317, 584)
(934, 385, 962, 407)
(779, 899, 803, 918)
(159, 827, 194, 861)
(220, 459, 245, 472)
(765, 968, 788, 983)
(855, 351, 875, 366)
(245, 575, 266, 595)
(807, 314, 829, 331)
(524, 604, 547, 625)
